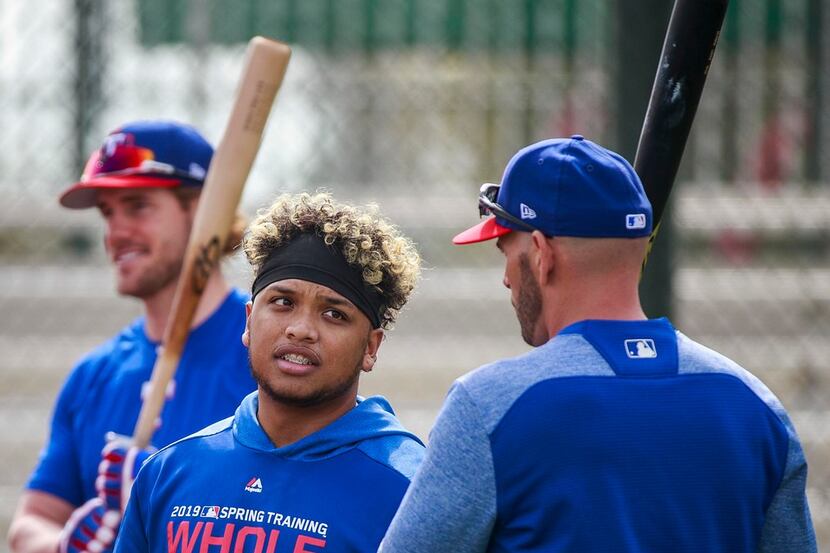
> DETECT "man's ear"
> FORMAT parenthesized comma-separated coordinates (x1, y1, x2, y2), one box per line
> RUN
(362, 328, 385, 372)
(531, 231, 555, 285)
(241, 301, 253, 347)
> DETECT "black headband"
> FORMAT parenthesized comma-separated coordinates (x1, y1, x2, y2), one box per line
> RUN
(251, 232, 385, 328)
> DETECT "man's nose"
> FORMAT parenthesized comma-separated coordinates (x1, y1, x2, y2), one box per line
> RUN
(104, 212, 133, 246)
(284, 313, 319, 342)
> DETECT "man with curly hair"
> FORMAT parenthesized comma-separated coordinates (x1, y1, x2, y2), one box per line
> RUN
(113, 192, 425, 553)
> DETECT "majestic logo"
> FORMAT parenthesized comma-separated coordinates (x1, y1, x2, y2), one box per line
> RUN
(519, 203, 537, 220)
(625, 339, 657, 359)
(244, 477, 263, 493)
(626, 213, 647, 230)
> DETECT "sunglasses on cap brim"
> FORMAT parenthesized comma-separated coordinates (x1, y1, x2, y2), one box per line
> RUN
(478, 183, 537, 232)
(90, 159, 199, 182)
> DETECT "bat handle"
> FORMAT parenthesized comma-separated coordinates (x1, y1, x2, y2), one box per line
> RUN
(132, 347, 181, 449)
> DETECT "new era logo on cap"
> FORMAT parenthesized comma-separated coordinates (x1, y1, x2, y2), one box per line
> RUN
(520, 203, 537, 220)
(625, 339, 657, 359)
(189, 162, 207, 180)
(626, 213, 647, 230)
(452, 136, 654, 244)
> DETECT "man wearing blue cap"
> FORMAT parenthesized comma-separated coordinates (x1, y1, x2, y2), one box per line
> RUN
(381, 136, 816, 552)
(9, 121, 255, 553)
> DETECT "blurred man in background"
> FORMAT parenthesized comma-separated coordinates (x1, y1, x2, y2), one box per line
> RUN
(381, 136, 816, 553)
(8, 120, 255, 553)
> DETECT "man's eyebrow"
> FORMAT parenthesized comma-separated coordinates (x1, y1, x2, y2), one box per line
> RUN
(266, 283, 295, 295)
(264, 284, 355, 309)
(320, 294, 354, 309)
(97, 193, 149, 209)
(120, 192, 150, 202)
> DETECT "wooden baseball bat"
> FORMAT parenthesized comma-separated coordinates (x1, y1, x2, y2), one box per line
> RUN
(132, 37, 291, 448)
(636, 0, 729, 268)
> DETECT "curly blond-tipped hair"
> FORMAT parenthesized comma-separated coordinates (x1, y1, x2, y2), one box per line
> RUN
(243, 192, 421, 329)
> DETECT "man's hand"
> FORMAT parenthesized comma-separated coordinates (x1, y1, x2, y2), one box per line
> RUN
(96, 434, 154, 513)
(58, 498, 120, 553)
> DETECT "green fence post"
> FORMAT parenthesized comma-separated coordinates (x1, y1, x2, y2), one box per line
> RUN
(613, 0, 674, 319)
(73, 0, 106, 175)
(806, 0, 823, 183)
(721, 0, 739, 183)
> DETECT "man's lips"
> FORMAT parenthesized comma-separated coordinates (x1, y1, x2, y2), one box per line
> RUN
(273, 345, 321, 376)
(112, 247, 147, 267)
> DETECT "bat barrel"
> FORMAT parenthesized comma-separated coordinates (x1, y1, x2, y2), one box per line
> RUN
(131, 37, 291, 449)
(634, 0, 730, 225)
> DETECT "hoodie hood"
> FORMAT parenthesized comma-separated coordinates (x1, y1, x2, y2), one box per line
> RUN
(232, 391, 424, 461)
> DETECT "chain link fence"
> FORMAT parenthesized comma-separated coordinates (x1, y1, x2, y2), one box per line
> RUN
(1, 0, 828, 550)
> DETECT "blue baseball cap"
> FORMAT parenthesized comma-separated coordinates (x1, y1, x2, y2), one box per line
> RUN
(453, 135, 653, 244)
(59, 120, 214, 209)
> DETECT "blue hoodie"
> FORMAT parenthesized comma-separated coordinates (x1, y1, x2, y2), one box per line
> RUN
(115, 392, 425, 553)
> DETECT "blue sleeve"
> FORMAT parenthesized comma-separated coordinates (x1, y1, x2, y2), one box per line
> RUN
(757, 424, 817, 553)
(114, 469, 150, 553)
(26, 366, 85, 506)
(381, 383, 496, 553)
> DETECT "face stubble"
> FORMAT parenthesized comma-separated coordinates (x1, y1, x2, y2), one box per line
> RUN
(247, 329, 367, 409)
(120, 244, 186, 299)
(515, 252, 544, 346)
(112, 195, 194, 300)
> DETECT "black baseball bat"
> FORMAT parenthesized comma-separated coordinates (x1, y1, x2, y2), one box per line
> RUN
(635, 0, 730, 266)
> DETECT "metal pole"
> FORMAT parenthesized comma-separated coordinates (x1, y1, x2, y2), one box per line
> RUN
(613, 0, 674, 318)
(185, 0, 210, 127)
(807, 0, 827, 183)
(73, 0, 106, 174)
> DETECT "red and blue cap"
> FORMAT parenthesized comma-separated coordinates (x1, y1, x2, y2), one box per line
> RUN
(59, 120, 214, 209)
(453, 135, 653, 244)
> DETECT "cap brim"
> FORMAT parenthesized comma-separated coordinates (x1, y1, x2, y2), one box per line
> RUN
(59, 176, 182, 209)
(452, 217, 512, 245)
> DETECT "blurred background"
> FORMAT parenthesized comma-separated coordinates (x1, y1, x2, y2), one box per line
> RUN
(1, 0, 828, 550)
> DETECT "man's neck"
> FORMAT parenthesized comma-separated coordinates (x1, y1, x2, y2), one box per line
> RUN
(543, 278, 647, 339)
(142, 272, 231, 342)
(256, 389, 358, 448)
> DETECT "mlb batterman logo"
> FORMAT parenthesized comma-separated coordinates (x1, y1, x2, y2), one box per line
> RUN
(625, 339, 657, 359)
(626, 213, 647, 230)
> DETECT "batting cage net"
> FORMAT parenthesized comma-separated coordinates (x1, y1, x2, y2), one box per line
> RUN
(1, 0, 828, 549)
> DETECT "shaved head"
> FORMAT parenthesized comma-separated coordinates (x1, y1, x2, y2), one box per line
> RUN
(553, 236, 649, 279)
